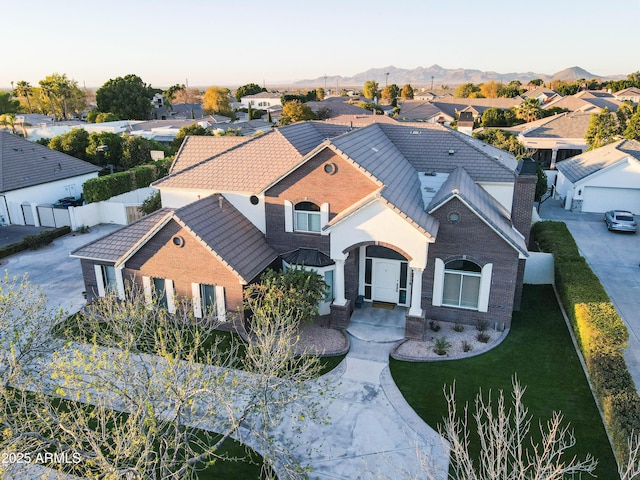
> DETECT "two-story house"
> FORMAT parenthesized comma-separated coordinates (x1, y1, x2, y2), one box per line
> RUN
(71, 122, 536, 337)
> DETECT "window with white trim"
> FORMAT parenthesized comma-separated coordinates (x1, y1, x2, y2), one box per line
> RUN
(442, 259, 481, 309)
(143, 277, 176, 313)
(294, 201, 321, 232)
(101, 265, 117, 294)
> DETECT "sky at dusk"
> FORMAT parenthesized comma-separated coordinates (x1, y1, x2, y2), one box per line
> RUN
(3, 0, 639, 90)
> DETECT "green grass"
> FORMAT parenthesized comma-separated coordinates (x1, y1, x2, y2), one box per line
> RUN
(390, 285, 619, 478)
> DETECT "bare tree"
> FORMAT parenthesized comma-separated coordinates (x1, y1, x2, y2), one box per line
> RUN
(1, 277, 328, 479)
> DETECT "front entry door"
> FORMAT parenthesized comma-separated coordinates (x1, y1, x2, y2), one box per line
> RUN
(372, 259, 400, 303)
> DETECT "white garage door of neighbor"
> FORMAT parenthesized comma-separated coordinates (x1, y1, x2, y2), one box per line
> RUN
(581, 186, 640, 214)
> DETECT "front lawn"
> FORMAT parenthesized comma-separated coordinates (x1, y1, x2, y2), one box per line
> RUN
(390, 285, 618, 478)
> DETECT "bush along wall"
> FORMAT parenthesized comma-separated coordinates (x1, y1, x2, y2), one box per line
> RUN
(532, 221, 640, 462)
(83, 163, 165, 203)
(0, 226, 71, 259)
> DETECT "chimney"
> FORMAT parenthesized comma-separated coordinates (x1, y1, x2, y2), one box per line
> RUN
(218, 195, 223, 209)
(511, 158, 537, 247)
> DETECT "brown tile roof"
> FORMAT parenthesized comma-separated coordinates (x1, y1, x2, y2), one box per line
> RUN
(169, 135, 252, 174)
(0, 131, 101, 192)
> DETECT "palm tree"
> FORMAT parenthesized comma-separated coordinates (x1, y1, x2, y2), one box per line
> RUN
(15, 80, 33, 113)
(515, 97, 542, 123)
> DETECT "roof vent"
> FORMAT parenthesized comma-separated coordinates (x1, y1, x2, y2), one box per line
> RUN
(423, 171, 437, 176)
(448, 149, 455, 155)
(410, 130, 421, 135)
(371, 147, 379, 153)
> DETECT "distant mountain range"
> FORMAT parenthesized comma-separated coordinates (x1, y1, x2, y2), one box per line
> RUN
(295, 65, 624, 88)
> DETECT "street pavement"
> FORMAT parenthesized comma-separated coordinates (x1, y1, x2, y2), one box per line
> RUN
(539, 200, 640, 394)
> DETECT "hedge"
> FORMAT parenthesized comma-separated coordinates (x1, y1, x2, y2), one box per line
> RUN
(0, 226, 71, 259)
(83, 163, 166, 203)
(532, 221, 640, 462)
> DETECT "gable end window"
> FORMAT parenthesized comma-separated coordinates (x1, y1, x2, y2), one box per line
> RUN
(294, 201, 321, 233)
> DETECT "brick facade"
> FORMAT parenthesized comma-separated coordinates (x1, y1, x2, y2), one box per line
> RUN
(265, 148, 378, 254)
(423, 197, 519, 327)
(81, 259, 111, 302)
(124, 219, 244, 313)
(511, 159, 537, 248)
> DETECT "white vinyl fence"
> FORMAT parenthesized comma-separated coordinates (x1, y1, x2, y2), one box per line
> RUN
(523, 251, 554, 285)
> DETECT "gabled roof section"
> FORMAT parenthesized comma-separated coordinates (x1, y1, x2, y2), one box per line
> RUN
(70, 209, 173, 262)
(170, 135, 252, 174)
(71, 195, 277, 284)
(277, 122, 350, 155)
(328, 124, 438, 238)
(428, 167, 527, 256)
(172, 195, 278, 283)
(508, 111, 591, 139)
(377, 123, 517, 180)
(555, 139, 640, 183)
(0, 131, 101, 192)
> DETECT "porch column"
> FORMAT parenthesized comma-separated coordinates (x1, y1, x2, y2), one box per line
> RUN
(408, 267, 424, 316)
(550, 148, 559, 169)
(333, 258, 347, 306)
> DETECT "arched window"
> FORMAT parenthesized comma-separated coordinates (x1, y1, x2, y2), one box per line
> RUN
(442, 259, 482, 309)
(294, 201, 321, 232)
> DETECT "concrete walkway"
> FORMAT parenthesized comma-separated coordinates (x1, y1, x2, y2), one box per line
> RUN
(539, 199, 640, 394)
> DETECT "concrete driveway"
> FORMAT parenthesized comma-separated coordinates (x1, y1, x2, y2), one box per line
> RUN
(0, 224, 121, 315)
(539, 200, 640, 391)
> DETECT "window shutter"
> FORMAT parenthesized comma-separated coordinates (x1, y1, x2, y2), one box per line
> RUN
(320, 203, 329, 235)
(142, 276, 152, 305)
(165, 279, 176, 314)
(432, 258, 444, 307)
(94, 265, 105, 298)
(115, 267, 125, 300)
(192, 283, 202, 319)
(284, 200, 293, 232)
(215, 286, 226, 321)
(478, 263, 493, 313)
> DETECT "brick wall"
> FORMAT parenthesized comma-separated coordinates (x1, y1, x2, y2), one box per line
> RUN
(423, 197, 520, 327)
(511, 159, 537, 247)
(265, 148, 378, 254)
(80, 259, 111, 302)
(124, 219, 244, 312)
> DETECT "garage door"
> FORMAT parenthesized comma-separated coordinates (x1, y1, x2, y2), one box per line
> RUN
(581, 186, 640, 214)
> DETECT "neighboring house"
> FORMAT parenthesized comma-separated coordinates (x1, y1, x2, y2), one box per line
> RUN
(240, 92, 283, 110)
(613, 87, 640, 104)
(306, 97, 375, 118)
(521, 87, 562, 104)
(457, 111, 475, 136)
(323, 115, 399, 128)
(555, 139, 640, 213)
(72, 121, 536, 338)
(503, 112, 591, 168)
(432, 97, 524, 123)
(398, 100, 453, 124)
(543, 90, 622, 113)
(0, 131, 101, 225)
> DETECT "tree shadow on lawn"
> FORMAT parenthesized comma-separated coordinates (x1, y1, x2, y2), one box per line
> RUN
(390, 285, 619, 479)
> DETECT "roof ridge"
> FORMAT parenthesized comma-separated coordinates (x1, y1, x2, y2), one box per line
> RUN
(444, 127, 517, 175)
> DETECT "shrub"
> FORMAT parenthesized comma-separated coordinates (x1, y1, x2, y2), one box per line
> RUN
(83, 165, 165, 203)
(0, 227, 70, 259)
(132, 165, 157, 189)
(476, 332, 490, 343)
(434, 337, 451, 356)
(429, 320, 441, 332)
(476, 319, 489, 332)
(462, 340, 472, 352)
(453, 323, 464, 332)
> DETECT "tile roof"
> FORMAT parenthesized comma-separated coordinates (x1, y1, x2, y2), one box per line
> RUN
(169, 136, 252, 174)
(173, 195, 278, 283)
(521, 87, 559, 99)
(428, 167, 527, 255)
(509, 112, 592, 139)
(544, 93, 623, 113)
(0, 131, 101, 192)
(323, 114, 399, 127)
(70, 209, 173, 262)
(555, 139, 640, 183)
(398, 100, 447, 121)
(71, 195, 277, 284)
(281, 247, 334, 267)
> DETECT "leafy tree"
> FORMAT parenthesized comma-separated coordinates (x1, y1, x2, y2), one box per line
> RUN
(121, 135, 166, 169)
(616, 102, 636, 130)
(454, 82, 480, 98)
(499, 80, 524, 98)
(203, 86, 233, 117)
(172, 123, 212, 149)
(96, 74, 154, 120)
(216, 128, 243, 136)
(540, 106, 570, 118)
(549, 79, 580, 96)
(481, 107, 518, 127)
(14, 80, 33, 113)
(480, 81, 504, 98)
(316, 87, 325, 101)
(400, 83, 414, 100)
(363, 80, 379, 100)
(234, 82, 265, 102)
(86, 109, 120, 123)
(528, 78, 544, 87)
(86, 131, 124, 167)
(279, 100, 315, 125)
(48, 129, 90, 160)
(515, 97, 542, 123)
(163, 83, 185, 107)
(585, 107, 621, 150)
(535, 163, 548, 202)
(624, 109, 640, 140)
(358, 102, 384, 114)
(139, 191, 161, 214)
(381, 83, 400, 105)
(473, 129, 527, 157)
(0, 91, 20, 114)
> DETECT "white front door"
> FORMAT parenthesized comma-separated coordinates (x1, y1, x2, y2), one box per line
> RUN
(372, 259, 400, 303)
